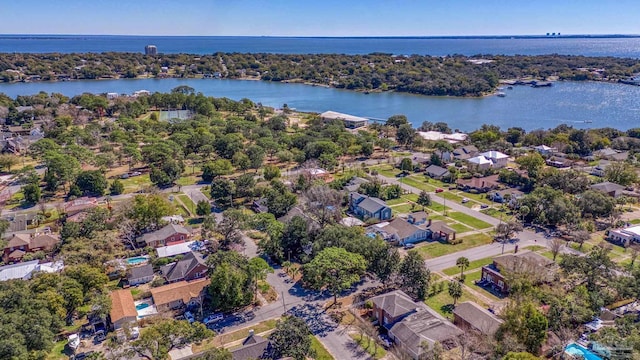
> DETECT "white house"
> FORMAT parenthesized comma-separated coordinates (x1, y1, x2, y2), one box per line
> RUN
(479, 151, 509, 168)
(467, 155, 493, 171)
(608, 225, 640, 246)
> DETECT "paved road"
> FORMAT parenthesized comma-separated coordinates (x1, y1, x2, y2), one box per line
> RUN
(205, 237, 373, 360)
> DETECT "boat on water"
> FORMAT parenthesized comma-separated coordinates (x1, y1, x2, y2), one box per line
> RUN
(507, 86, 513, 90)
(584, 120, 593, 123)
(496, 92, 506, 97)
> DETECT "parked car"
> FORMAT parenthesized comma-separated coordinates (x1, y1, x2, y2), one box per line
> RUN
(94, 330, 106, 343)
(480, 204, 489, 209)
(203, 313, 224, 325)
(184, 311, 195, 323)
(461, 198, 469, 203)
(403, 243, 415, 249)
(435, 188, 444, 193)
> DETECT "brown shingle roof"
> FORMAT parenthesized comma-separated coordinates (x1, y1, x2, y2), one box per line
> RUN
(371, 290, 419, 318)
(110, 289, 137, 323)
(150, 278, 208, 307)
(5, 234, 30, 248)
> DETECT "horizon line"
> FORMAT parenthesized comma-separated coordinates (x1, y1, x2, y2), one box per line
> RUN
(1, 33, 640, 38)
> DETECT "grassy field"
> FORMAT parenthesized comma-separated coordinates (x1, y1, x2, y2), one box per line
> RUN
(399, 177, 437, 192)
(176, 194, 196, 215)
(449, 223, 473, 233)
(311, 336, 335, 360)
(443, 257, 494, 276)
(391, 203, 417, 214)
(193, 320, 278, 352)
(349, 333, 386, 360)
(47, 340, 69, 360)
(629, 219, 640, 225)
(370, 164, 401, 178)
(411, 233, 494, 259)
(447, 212, 493, 230)
(425, 287, 482, 320)
(120, 174, 152, 193)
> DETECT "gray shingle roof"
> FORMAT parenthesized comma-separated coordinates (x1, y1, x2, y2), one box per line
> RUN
(128, 264, 154, 281)
(425, 165, 450, 177)
(371, 290, 420, 319)
(231, 335, 272, 360)
(160, 251, 206, 283)
(141, 223, 191, 244)
(358, 196, 389, 214)
(390, 306, 463, 355)
(453, 301, 503, 335)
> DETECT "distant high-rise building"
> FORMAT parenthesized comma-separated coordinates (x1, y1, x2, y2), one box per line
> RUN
(145, 45, 158, 55)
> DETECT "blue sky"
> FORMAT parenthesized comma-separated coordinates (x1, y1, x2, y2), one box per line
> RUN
(3, 0, 640, 36)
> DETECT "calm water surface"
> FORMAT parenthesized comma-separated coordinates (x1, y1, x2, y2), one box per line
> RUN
(1, 78, 638, 131)
(1, 35, 640, 57)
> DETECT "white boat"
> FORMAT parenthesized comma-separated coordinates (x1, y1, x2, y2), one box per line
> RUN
(496, 92, 506, 97)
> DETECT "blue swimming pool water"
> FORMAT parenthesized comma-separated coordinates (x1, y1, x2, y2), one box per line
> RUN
(135, 303, 150, 311)
(127, 256, 148, 265)
(565, 344, 602, 360)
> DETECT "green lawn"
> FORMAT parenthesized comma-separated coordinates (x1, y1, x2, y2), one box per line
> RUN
(176, 194, 196, 215)
(629, 219, 640, 225)
(425, 287, 482, 320)
(192, 319, 278, 352)
(443, 257, 494, 276)
(449, 223, 473, 233)
(447, 212, 493, 230)
(349, 333, 386, 360)
(426, 202, 449, 213)
(400, 177, 437, 192)
(411, 233, 493, 259)
(47, 340, 69, 360)
(460, 191, 493, 205)
(371, 164, 401, 178)
(402, 193, 419, 202)
(439, 191, 464, 203)
(311, 336, 335, 360)
(391, 203, 417, 214)
(386, 197, 409, 206)
(120, 174, 152, 193)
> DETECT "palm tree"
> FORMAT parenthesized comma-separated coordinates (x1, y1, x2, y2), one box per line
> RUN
(448, 280, 463, 306)
(456, 257, 470, 279)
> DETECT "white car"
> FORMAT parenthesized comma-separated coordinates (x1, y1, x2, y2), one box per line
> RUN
(461, 198, 469, 203)
(203, 313, 224, 325)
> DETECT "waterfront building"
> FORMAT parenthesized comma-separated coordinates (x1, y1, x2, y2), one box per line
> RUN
(144, 45, 158, 55)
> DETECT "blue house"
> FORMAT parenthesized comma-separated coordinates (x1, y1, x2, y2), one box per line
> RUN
(349, 193, 392, 221)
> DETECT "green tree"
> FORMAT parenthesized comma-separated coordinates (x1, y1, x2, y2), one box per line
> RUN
(210, 178, 235, 208)
(448, 280, 463, 305)
(44, 152, 80, 193)
(150, 159, 184, 187)
(202, 159, 234, 182)
(370, 245, 400, 287)
(502, 352, 540, 360)
(110, 179, 124, 195)
(386, 114, 409, 128)
(124, 194, 174, 233)
(397, 251, 430, 300)
(23, 183, 41, 203)
(399, 157, 413, 172)
(500, 302, 548, 355)
(232, 152, 251, 171)
(0, 154, 19, 171)
(131, 319, 212, 360)
(196, 200, 211, 217)
(396, 124, 416, 147)
(417, 191, 431, 208)
(263, 165, 281, 181)
(75, 170, 108, 196)
(248, 257, 273, 300)
(303, 247, 367, 305)
(64, 264, 109, 296)
(515, 152, 545, 178)
(577, 190, 615, 218)
(264, 180, 296, 218)
(605, 161, 638, 186)
(269, 316, 313, 360)
(456, 256, 470, 279)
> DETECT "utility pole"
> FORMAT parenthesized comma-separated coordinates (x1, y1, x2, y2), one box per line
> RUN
(281, 291, 286, 314)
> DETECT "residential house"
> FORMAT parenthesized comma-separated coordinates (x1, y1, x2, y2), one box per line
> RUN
(370, 218, 430, 245)
(453, 301, 503, 336)
(480, 251, 557, 295)
(479, 151, 509, 169)
(429, 221, 457, 243)
(127, 264, 154, 286)
(349, 193, 392, 221)
(0, 260, 64, 282)
(433, 149, 453, 163)
(320, 111, 368, 129)
(150, 278, 209, 312)
(138, 223, 192, 248)
(231, 332, 274, 360)
(467, 155, 493, 171)
(489, 188, 524, 206)
(344, 176, 370, 193)
(370, 290, 463, 359)
(159, 251, 208, 283)
(546, 154, 572, 168)
(3, 232, 60, 263)
(303, 168, 334, 183)
(2, 213, 38, 232)
(608, 225, 640, 246)
(534, 145, 557, 156)
(591, 182, 627, 198)
(64, 197, 97, 217)
(593, 148, 621, 160)
(109, 289, 137, 330)
(418, 131, 468, 144)
(424, 164, 450, 180)
(161, 215, 185, 224)
(456, 175, 501, 193)
(156, 241, 205, 258)
(590, 160, 611, 177)
(452, 145, 478, 161)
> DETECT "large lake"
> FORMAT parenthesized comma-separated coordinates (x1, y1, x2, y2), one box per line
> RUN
(1, 78, 638, 131)
(1, 35, 640, 57)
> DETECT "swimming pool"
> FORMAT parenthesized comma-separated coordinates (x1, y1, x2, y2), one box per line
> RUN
(127, 256, 149, 265)
(565, 344, 602, 360)
(135, 303, 150, 311)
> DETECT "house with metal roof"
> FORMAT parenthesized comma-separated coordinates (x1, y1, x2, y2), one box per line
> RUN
(320, 111, 368, 129)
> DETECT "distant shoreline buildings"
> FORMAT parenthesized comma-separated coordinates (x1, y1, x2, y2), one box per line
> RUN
(145, 45, 158, 55)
